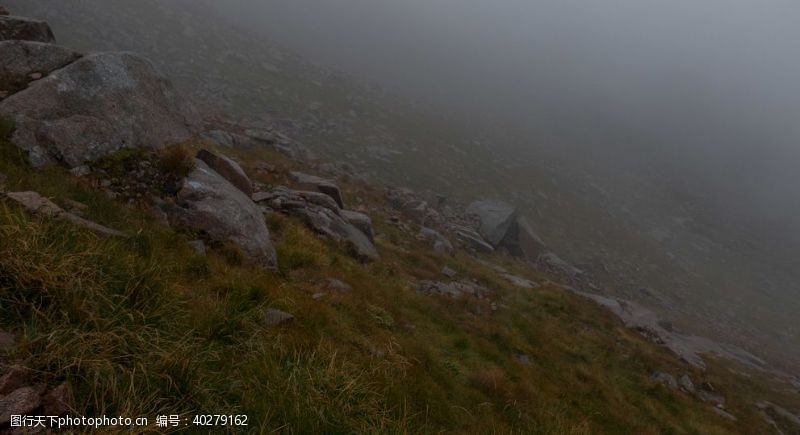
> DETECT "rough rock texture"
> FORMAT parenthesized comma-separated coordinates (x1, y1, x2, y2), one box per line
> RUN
(290, 171, 344, 208)
(0, 386, 40, 425)
(0, 52, 198, 167)
(340, 209, 374, 243)
(465, 200, 518, 246)
(255, 186, 378, 261)
(0, 15, 55, 43)
(196, 149, 252, 196)
(173, 159, 277, 269)
(325, 278, 353, 292)
(40, 383, 70, 416)
(3, 191, 128, 237)
(0, 40, 81, 97)
(263, 308, 294, 326)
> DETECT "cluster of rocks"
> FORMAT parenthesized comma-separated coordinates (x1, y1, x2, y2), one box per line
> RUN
(416, 280, 492, 300)
(252, 171, 378, 262)
(651, 371, 735, 420)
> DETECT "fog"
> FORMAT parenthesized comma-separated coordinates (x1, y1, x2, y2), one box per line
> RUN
(213, 0, 800, 237)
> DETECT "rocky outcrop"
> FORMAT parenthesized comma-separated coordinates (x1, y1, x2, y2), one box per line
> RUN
(0, 52, 198, 167)
(172, 159, 277, 269)
(254, 186, 378, 261)
(0, 15, 55, 43)
(3, 191, 128, 237)
(196, 149, 252, 196)
(341, 210, 374, 243)
(0, 40, 81, 98)
(290, 171, 344, 208)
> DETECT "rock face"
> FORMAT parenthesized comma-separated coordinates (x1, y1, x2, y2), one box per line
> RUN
(465, 200, 517, 246)
(254, 186, 378, 261)
(0, 52, 198, 167)
(0, 40, 81, 97)
(196, 149, 252, 196)
(0, 386, 41, 425)
(0, 15, 55, 43)
(173, 159, 277, 269)
(290, 171, 344, 208)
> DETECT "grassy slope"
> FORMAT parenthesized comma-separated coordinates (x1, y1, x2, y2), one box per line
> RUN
(0, 121, 797, 434)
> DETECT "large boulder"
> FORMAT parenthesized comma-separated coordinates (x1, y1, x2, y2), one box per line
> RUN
(172, 159, 277, 269)
(340, 210, 374, 243)
(290, 171, 344, 208)
(465, 200, 518, 246)
(0, 52, 198, 167)
(0, 15, 55, 43)
(0, 40, 81, 98)
(196, 149, 252, 196)
(500, 216, 546, 262)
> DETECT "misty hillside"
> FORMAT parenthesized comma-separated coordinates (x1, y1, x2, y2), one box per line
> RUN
(1, 0, 799, 433)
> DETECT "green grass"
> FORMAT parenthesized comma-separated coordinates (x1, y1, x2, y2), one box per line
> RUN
(0, 128, 796, 434)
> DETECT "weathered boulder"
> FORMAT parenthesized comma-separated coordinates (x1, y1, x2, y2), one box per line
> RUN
(419, 227, 454, 255)
(0, 40, 81, 98)
(173, 159, 277, 269)
(40, 383, 71, 416)
(0, 52, 198, 167)
(340, 209, 374, 243)
(325, 278, 353, 292)
(465, 200, 517, 246)
(290, 171, 344, 208)
(507, 217, 546, 262)
(678, 374, 695, 393)
(196, 149, 252, 196)
(0, 15, 55, 43)
(254, 186, 377, 261)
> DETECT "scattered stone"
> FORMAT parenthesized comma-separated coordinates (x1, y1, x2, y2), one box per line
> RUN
(40, 383, 71, 416)
(61, 198, 88, 214)
(419, 227, 454, 256)
(290, 171, 344, 208)
(756, 400, 800, 427)
(652, 371, 678, 390)
(340, 210, 374, 243)
(69, 165, 90, 177)
(442, 266, 458, 278)
(0, 15, 55, 43)
(0, 52, 199, 167)
(679, 374, 696, 393)
(416, 280, 489, 299)
(697, 390, 726, 406)
(537, 252, 583, 279)
(188, 239, 206, 255)
(326, 278, 353, 292)
(202, 129, 235, 147)
(172, 160, 277, 269)
(312, 292, 326, 300)
(0, 386, 40, 425)
(4, 191, 128, 237)
(712, 407, 737, 422)
(513, 353, 532, 365)
(0, 40, 81, 98)
(501, 273, 540, 289)
(263, 308, 294, 326)
(196, 149, 252, 196)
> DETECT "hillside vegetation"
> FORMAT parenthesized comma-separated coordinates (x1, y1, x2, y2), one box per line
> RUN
(2, 120, 799, 434)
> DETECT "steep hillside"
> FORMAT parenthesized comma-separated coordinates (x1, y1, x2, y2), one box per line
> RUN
(1, 4, 799, 434)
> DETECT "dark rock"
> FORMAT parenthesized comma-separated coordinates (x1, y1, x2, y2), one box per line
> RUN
(0, 52, 199, 167)
(508, 217, 546, 262)
(196, 149, 252, 196)
(0, 7, 9, 16)
(290, 171, 344, 208)
(173, 159, 277, 269)
(0, 367, 28, 395)
(0, 15, 55, 43)
(40, 383, 71, 416)
(263, 308, 294, 326)
(455, 229, 494, 253)
(0, 41, 81, 98)
(0, 386, 40, 425)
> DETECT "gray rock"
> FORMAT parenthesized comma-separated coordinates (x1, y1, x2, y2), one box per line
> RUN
(173, 159, 277, 269)
(441, 266, 458, 278)
(679, 374, 695, 393)
(255, 186, 377, 261)
(202, 129, 234, 147)
(0, 40, 81, 97)
(0, 367, 27, 395)
(0, 15, 55, 43)
(537, 252, 583, 279)
(188, 239, 206, 255)
(263, 308, 294, 326)
(290, 171, 344, 208)
(0, 386, 40, 425)
(419, 227, 454, 255)
(340, 209, 374, 243)
(513, 354, 532, 365)
(652, 371, 678, 389)
(455, 229, 494, 253)
(0, 52, 198, 167)
(326, 278, 353, 292)
(501, 273, 540, 289)
(4, 191, 128, 237)
(511, 216, 546, 262)
(416, 280, 489, 299)
(465, 200, 518, 246)
(712, 407, 737, 422)
(196, 149, 252, 196)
